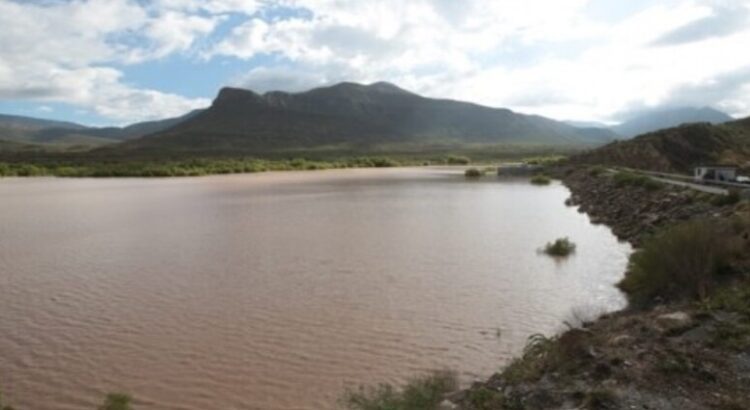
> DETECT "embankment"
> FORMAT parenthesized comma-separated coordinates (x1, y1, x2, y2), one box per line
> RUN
(441, 166, 750, 410)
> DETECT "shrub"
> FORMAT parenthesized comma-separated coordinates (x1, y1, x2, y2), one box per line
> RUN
(0, 391, 15, 410)
(618, 220, 736, 306)
(530, 174, 551, 185)
(544, 238, 576, 257)
(583, 389, 617, 409)
(613, 171, 661, 190)
(464, 168, 483, 178)
(713, 189, 741, 206)
(588, 165, 607, 177)
(467, 387, 504, 410)
(502, 334, 555, 384)
(99, 393, 132, 410)
(446, 155, 470, 165)
(341, 371, 457, 410)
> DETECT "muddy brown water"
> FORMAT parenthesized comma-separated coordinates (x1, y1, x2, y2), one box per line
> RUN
(0, 168, 630, 409)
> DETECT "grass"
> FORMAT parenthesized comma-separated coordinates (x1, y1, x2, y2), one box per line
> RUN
(341, 371, 457, 410)
(464, 168, 484, 178)
(467, 387, 504, 410)
(446, 155, 471, 165)
(523, 155, 565, 166)
(0, 392, 131, 410)
(530, 174, 551, 185)
(502, 334, 557, 384)
(0, 157, 408, 178)
(618, 219, 743, 307)
(588, 165, 607, 177)
(544, 238, 577, 257)
(502, 329, 593, 385)
(613, 171, 662, 191)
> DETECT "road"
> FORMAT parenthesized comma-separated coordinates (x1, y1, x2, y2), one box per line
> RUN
(607, 168, 731, 195)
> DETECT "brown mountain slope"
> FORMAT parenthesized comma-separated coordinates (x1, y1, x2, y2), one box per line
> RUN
(572, 118, 750, 173)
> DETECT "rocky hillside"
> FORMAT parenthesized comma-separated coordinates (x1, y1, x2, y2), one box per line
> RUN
(572, 118, 750, 173)
(115, 82, 615, 156)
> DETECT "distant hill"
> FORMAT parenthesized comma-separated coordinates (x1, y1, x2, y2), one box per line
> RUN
(613, 107, 733, 138)
(572, 117, 750, 173)
(0, 110, 202, 148)
(115, 82, 616, 156)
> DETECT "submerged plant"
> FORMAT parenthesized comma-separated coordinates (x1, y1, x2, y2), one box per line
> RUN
(465, 168, 484, 178)
(530, 174, 551, 185)
(99, 393, 132, 410)
(544, 238, 576, 257)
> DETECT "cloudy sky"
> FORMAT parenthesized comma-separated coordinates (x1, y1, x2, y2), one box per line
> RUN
(0, 0, 749, 126)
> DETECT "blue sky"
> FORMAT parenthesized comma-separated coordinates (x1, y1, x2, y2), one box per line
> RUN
(1, 0, 749, 126)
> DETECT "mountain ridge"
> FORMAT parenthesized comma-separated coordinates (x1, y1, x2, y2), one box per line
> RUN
(115, 81, 617, 156)
(613, 106, 733, 138)
(572, 117, 750, 173)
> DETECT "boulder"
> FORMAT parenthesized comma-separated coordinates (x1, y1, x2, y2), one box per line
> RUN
(438, 399, 457, 409)
(656, 312, 692, 332)
(608, 334, 635, 347)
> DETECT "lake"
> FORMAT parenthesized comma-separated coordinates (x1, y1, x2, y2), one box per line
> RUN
(0, 168, 630, 410)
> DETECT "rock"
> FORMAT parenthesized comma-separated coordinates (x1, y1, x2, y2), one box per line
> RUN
(656, 311, 692, 332)
(609, 334, 635, 347)
(680, 324, 713, 344)
(438, 399, 457, 409)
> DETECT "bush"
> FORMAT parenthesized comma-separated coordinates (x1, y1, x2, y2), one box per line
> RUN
(530, 174, 551, 185)
(341, 371, 457, 410)
(613, 171, 661, 190)
(713, 189, 741, 206)
(588, 165, 607, 177)
(0, 391, 15, 410)
(464, 168, 483, 178)
(618, 220, 736, 306)
(446, 155, 470, 165)
(544, 238, 576, 257)
(99, 393, 132, 410)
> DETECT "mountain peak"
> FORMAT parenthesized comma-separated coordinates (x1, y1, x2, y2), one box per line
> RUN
(366, 81, 412, 94)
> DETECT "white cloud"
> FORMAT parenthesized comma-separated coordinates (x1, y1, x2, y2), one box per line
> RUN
(0, 0, 218, 123)
(2, 0, 750, 124)
(215, 0, 750, 121)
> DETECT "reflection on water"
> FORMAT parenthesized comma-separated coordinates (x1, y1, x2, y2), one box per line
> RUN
(0, 168, 629, 410)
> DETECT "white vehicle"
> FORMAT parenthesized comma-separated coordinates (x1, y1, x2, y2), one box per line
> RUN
(736, 176, 750, 184)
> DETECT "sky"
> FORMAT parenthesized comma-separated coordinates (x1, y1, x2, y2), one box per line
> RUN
(0, 0, 749, 126)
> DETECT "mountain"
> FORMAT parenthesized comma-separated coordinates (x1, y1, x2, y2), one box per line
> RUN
(0, 110, 202, 148)
(564, 120, 611, 129)
(613, 107, 733, 138)
(572, 117, 750, 173)
(116, 82, 616, 156)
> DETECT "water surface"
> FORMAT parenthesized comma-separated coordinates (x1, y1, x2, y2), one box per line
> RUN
(0, 168, 629, 409)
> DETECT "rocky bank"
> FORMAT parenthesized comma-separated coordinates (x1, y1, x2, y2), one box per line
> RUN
(442, 166, 750, 410)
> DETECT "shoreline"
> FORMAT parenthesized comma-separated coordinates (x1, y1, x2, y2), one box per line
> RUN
(436, 165, 750, 410)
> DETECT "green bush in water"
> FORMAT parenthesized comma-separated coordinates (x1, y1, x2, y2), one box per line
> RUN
(544, 237, 576, 257)
(464, 168, 483, 178)
(530, 174, 551, 185)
